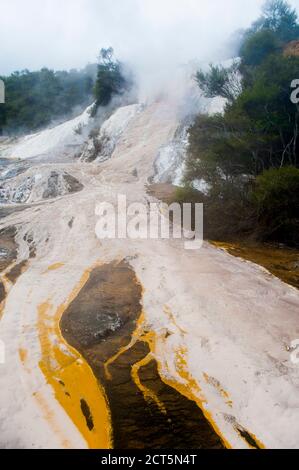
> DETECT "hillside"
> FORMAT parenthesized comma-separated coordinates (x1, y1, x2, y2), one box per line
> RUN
(0, 100, 298, 449)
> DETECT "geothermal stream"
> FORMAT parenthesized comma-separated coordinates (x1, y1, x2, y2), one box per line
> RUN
(0, 100, 299, 449)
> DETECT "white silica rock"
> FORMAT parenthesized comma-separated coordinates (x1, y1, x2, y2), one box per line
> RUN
(80, 104, 143, 163)
(0, 104, 94, 161)
(0, 167, 83, 204)
(153, 124, 189, 185)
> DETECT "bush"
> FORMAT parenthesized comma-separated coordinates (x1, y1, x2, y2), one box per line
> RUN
(252, 166, 299, 245)
(240, 29, 281, 66)
(175, 185, 204, 204)
(175, 181, 255, 241)
(195, 62, 241, 103)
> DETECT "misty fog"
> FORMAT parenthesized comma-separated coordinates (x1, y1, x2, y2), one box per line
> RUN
(1, 0, 297, 99)
(1, 0, 299, 102)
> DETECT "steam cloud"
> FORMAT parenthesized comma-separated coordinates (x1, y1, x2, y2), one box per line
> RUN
(1, 0, 299, 100)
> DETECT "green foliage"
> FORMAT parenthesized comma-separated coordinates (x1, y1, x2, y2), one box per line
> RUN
(240, 29, 281, 66)
(176, 180, 256, 242)
(195, 62, 241, 103)
(239, 1, 299, 67)
(175, 185, 204, 204)
(187, 113, 257, 182)
(0, 46, 132, 135)
(233, 54, 299, 168)
(190, 53, 299, 183)
(188, 0, 299, 245)
(94, 48, 130, 109)
(252, 166, 299, 244)
(250, 0, 299, 43)
(0, 65, 96, 135)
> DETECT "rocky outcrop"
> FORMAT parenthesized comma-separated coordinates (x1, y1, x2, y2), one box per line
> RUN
(80, 104, 143, 162)
(0, 168, 83, 204)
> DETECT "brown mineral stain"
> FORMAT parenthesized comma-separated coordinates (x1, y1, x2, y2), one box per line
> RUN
(6, 260, 28, 284)
(235, 426, 264, 450)
(0, 282, 5, 309)
(60, 261, 225, 449)
(212, 241, 299, 290)
(0, 226, 18, 272)
(0, 226, 19, 319)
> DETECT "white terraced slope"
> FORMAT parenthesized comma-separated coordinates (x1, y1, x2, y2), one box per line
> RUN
(0, 100, 298, 449)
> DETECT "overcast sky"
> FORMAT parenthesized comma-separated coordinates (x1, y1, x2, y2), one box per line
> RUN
(1, 0, 299, 78)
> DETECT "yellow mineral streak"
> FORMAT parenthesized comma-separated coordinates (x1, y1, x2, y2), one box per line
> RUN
(44, 267, 264, 450)
(253, 435, 265, 450)
(131, 352, 167, 414)
(46, 263, 65, 272)
(158, 347, 265, 449)
(203, 372, 233, 408)
(37, 268, 112, 449)
(153, 345, 230, 449)
(104, 308, 233, 446)
(104, 309, 234, 447)
(163, 305, 187, 335)
(235, 427, 265, 450)
(104, 311, 146, 380)
(0, 297, 6, 320)
(19, 348, 30, 373)
(162, 307, 266, 449)
(104, 312, 166, 413)
(19, 347, 28, 363)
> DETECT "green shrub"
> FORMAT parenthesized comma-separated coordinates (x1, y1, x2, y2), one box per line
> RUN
(240, 29, 281, 66)
(175, 181, 255, 241)
(252, 166, 299, 245)
(175, 185, 204, 204)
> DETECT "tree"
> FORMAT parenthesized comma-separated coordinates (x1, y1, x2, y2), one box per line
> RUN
(248, 0, 299, 43)
(190, 54, 299, 182)
(195, 62, 242, 104)
(187, 0, 299, 246)
(94, 48, 129, 108)
(0, 65, 96, 135)
(235, 55, 299, 169)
